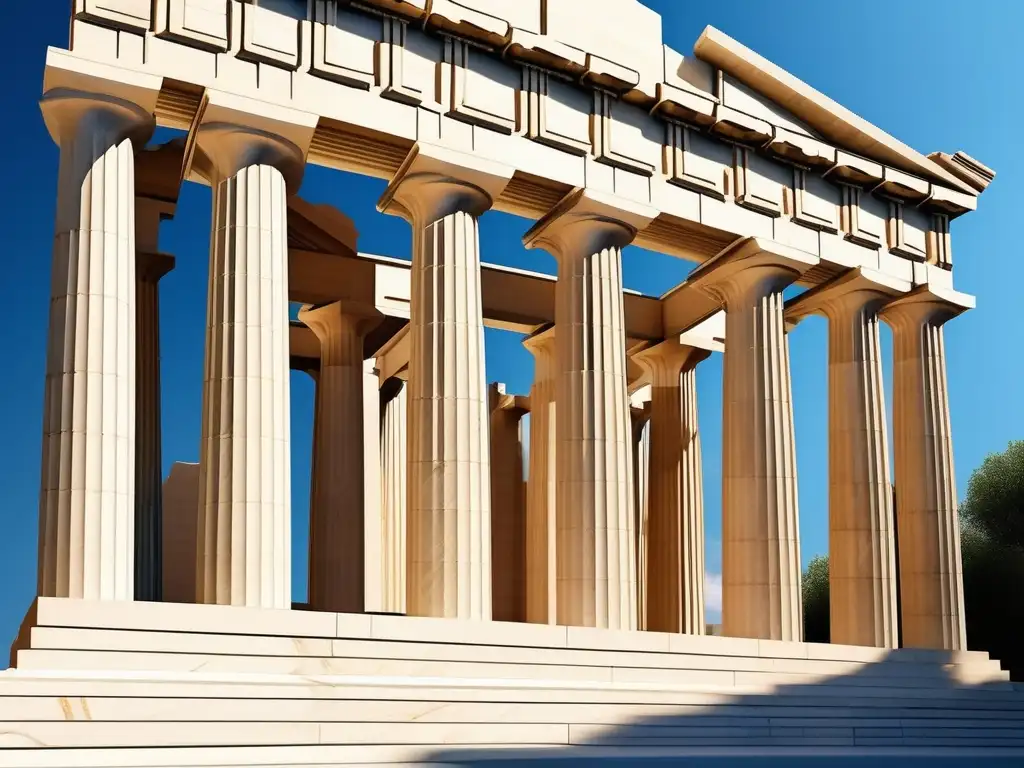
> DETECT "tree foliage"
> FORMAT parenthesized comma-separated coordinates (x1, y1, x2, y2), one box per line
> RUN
(802, 554, 830, 644)
(961, 440, 1024, 549)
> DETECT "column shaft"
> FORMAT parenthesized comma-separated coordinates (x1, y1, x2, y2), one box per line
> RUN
(637, 345, 708, 635)
(885, 296, 966, 650)
(489, 384, 527, 622)
(300, 302, 370, 614)
(407, 211, 491, 619)
(524, 330, 557, 625)
(630, 404, 650, 630)
(134, 253, 174, 601)
(828, 298, 898, 647)
(721, 273, 801, 640)
(197, 163, 292, 608)
(380, 379, 407, 614)
(554, 245, 635, 629)
(38, 91, 153, 600)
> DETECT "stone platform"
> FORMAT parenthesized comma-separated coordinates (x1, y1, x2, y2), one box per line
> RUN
(0, 598, 1022, 765)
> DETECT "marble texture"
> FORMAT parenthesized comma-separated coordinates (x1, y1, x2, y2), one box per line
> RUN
(882, 288, 968, 651)
(194, 126, 304, 609)
(524, 189, 656, 630)
(788, 269, 903, 648)
(37, 89, 154, 601)
(378, 143, 513, 620)
(689, 238, 816, 641)
(300, 301, 377, 614)
(634, 341, 708, 635)
(523, 328, 557, 626)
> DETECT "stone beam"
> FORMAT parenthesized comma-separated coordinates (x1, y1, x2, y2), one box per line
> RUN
(289, 249, 664, 339)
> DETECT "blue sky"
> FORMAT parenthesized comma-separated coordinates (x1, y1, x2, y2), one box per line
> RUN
(1, 0, 1021, 643)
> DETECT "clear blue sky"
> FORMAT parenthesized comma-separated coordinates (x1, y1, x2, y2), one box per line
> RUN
(1, 1, 1021, 644)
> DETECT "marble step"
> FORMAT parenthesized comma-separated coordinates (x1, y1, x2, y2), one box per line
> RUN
(17, 597, 995, 667)
(13, 646, 1008, 691)
(3, 672, 1021, 712)
(23, 627, 1008, 683)
(3, 718, 1024, 751)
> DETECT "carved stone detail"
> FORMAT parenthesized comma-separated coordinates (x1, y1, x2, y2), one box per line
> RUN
(664, 123, 726, 199)
(75, 0, 152, 33)
(443, 38, 517, 134)
(521, 68, 590, 155)
(792, 168, 838, 233)
(592, 90, 656, 176)
(154, 0, 229, 51)
(840, 185, 883, 249)
(927, 213, 952, 270)
(886, 201, 928, 262)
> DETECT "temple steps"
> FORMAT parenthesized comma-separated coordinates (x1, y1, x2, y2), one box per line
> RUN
(1, 598, 1021, 762)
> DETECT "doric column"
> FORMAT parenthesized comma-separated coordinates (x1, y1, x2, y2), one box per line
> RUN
(634, 341, 709, 635)
(788, 268, 905, 648)
(524, 189, 656, 630)
(133, 141, 182, 603)
(193, 105, 313, 609)
(523, 327, 557, 625)
(380, 377, 407, 614)
(298, 301, 378, 614)
(629, 395, 651, 630)
(489, 383, 528, 622)
(378, 143, 513, 620)
(689, 237, 817, 641)
(134, 252, 174, 601)
(881, 286, 971, 651)
(37, 89, 154, 600)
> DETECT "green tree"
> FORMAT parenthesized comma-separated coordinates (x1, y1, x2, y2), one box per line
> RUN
(960, 440, 1024, 681)
(961, 440, 1024, 549)
(802, 554, 830, 643)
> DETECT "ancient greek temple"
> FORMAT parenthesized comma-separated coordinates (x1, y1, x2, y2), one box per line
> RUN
(3, 0, 1018, 761)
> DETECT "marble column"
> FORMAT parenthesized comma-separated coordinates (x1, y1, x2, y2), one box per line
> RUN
(380, 377, 407, 614)
(489, 383, 529, 622)
(629, 397, 651, 630)
(194, 125, 305, 609)
(299, 301, 376, 614)
(134, 252, 174, 602)
(378, 143, 513, 620)
(524, 189, 656, 630)
(881, 287, 970, 651)
(523, 328, 557, 625)
(689, 238, 817, 641)
(634, 341, 709, 635)
(788, 268, 904, 648)
(37, 89, 154, 600)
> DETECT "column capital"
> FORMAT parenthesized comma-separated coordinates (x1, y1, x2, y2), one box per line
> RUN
(632, 339, 711, 386)
(880, 285, 975, 330)
(137, 252, 175, 283)
(299, 301, 382, 355)
(523, 188, 657, 261)
(522, 325, 556, 357)
(41, 87, 154, 151)
(688, 236, 819, 304)
(187, 90, 317, 192)
(786, 267, 911, 328)
(489, 382, 530, 416)
(378, 142, 514, 226)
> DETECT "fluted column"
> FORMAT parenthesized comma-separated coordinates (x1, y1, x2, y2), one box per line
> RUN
(689, 238, 817, 641)
(380, 377, 407, 614)
(37, 89, 154, 600)
(629, 397, 651, 630)
(134, 252, 174, 601)
(634, 341, 709, 635)
(881, 287, 970, 650)
(299, 301, 377, 613)
(489, 383, 528, 622)
(788, 268, 904, 648)
(523, 328, 557, 625)
(194, 125, 306, 609)
(378, 143, 513, 620)
(524, 189, 656, 630)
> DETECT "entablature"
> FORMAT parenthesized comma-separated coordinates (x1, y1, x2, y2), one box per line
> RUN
(58, 0, 994, 294)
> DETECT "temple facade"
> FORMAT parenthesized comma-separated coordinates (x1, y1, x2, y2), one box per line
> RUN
(2, 1, 1015, 761)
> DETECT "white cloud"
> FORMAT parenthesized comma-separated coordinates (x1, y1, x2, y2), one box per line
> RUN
(705, 571, 723, 621)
